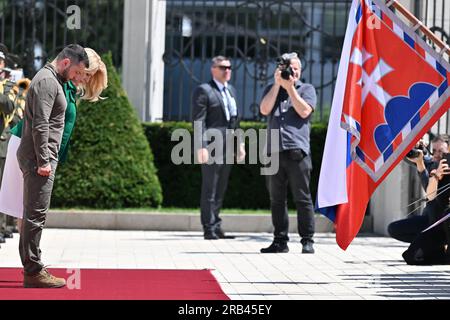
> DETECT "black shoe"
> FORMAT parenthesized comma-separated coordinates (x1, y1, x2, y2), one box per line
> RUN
(6, 225, 19, 234)
(3, 230, 13, 239)
(0, 235, 5, 244)
(215, 229, 235, 239)
(260, 242, 289, 253)
(302, 241, 315, 254)
(1, 228, 13, 238)
(204, 232, 219, 240)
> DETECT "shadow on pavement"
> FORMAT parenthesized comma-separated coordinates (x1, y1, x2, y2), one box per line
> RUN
(341, 271, 450, 298)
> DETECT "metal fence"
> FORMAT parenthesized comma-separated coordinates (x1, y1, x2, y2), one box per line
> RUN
(163, 0, 449, 123)
(416, 0, 450, 136)
(0, 0, 124, 78)
(164, 0, 353, 122)
(0, 0, 447, 125)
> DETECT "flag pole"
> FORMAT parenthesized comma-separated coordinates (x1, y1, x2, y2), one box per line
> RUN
(386, 0, 450, 56)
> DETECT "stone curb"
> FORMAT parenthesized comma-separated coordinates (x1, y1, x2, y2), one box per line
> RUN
(47, 210, 373, 233)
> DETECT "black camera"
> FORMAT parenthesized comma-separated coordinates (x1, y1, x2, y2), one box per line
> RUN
(276, 56, 294, 80)
(441, 153, 450, 166)
(406, 143, 428, 158)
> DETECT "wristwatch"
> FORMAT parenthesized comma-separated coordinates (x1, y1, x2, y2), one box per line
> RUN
(430, 172, 441, 180)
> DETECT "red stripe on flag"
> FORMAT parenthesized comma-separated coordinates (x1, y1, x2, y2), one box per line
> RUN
(415, 44, 426, 59)
(382, 13, 394, 30)
(420, 101, 430, 119)
(392, 133, 403, 151)
(335, 162, 375, 250)
(366, 158, 375, 172)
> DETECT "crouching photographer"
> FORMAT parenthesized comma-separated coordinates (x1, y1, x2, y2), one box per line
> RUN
(387, 135, 448, 243)
(402, 153, 450, 265)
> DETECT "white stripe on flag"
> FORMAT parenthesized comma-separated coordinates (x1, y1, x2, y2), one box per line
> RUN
(343, 114, 350, 124)
(401, 122, 411, 140)
(393, 23, 404, 39)
(429, 89, 440, 105)
(374, 156, 384, 172)
(425, 51, 436, 69)
(317, 0, 361, 209)
(350, 117, 358, 132)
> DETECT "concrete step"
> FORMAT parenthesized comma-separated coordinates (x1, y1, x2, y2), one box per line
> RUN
(47, 210, 373, 233)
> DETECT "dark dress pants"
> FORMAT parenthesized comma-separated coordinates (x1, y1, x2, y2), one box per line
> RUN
(19, 160, 57, 275)
(200, 162, 232, 234)
(388, 200, 443, 243)
(269, 151, 315, 244)
(388, 215, 430, 243)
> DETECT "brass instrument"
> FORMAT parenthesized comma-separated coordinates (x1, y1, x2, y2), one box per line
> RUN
(12, 77, 31, 97)
(12, 78, 31, 119)
(0, 76, 31, 123)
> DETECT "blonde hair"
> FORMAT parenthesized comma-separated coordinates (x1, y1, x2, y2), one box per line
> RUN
(80, 48, 108, 102)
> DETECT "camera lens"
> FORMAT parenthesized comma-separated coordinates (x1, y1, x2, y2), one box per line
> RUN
(407, 149, 420, 158)
(280, 70, 291, 80)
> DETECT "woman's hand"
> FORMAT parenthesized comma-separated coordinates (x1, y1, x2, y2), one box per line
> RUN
(434, 159, 450, 180)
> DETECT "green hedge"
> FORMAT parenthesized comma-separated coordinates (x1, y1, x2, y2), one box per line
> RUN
(52, 53, 163, 208)
(143, 121, 327, 209)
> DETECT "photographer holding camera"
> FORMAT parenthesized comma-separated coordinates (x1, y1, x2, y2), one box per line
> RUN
(259, 52, 317, 254)
(388, 135, 449, 243)
(402, 148, 450, 265)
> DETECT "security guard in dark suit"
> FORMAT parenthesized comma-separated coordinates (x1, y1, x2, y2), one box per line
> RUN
(192, 56, 245, 240)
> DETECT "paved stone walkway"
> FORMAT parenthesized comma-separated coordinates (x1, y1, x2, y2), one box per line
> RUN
(1, 229, 449, 300)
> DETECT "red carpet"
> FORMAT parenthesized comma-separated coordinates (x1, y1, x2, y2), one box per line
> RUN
(0, 268, 229, 300)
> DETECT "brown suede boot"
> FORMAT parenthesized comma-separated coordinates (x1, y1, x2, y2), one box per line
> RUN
(23, 268, 66, 288)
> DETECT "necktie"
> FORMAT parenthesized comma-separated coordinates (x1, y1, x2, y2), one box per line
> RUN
(223, 87, 237, 121)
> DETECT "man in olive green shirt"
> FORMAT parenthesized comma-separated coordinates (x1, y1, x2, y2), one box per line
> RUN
(17, 44, 88, 288)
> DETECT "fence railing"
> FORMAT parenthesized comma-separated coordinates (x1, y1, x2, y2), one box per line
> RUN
(0, 0, 124, 78)
(163, 0, 353, 122)
(417, 0, 450, 135)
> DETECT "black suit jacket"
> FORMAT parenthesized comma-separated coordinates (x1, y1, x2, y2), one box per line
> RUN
(192, 80, 240, 149)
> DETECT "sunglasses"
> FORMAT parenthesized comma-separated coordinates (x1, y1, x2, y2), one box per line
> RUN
(215, 65, 232, 71)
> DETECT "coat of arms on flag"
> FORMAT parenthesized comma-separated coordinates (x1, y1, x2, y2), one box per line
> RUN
(317, 0, 450, 250)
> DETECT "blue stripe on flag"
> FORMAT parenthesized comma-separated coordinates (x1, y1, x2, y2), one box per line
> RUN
(438, 81, 448, 97)
(411, 112, 421, 129)
(346, 132, 353, 168)
(383, 145, 393, 162)
(355, 3, 363, 24)
(315, 201, 337, 223)
(403, 33, 415, 49)
(356, 147, 365, 162)
(436, 62, 446, 77)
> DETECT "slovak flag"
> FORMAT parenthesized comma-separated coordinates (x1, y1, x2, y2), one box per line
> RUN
(316, 0, 450, 250)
